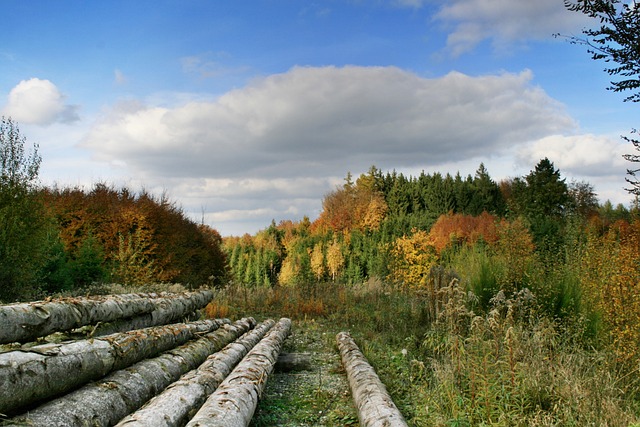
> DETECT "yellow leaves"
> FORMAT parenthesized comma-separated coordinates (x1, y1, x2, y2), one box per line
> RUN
(494, 218, 535, 292)
(326, 239, 344, 281)
(581, 219, 640, 362)
(388, 228, 438, 291)
(310, 242, 325, 282)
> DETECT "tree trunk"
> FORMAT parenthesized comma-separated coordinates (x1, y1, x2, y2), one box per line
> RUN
(185, 317, 292, 427)
(88, 290, 214, 337)
(336, 331, 408, 427)
(0, 290, 213, 344)
(115, 319, 277, 427)
(0, 318, 228, 416)
(5, 318, 256, 427)
(275, 352, 312, 372)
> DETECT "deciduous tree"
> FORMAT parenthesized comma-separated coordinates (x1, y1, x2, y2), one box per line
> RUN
(0, 117, 48, 301)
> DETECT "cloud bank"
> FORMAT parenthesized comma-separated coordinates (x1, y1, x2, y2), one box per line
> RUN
(78, 65, 619, 234)
(83, 66, 575, 180)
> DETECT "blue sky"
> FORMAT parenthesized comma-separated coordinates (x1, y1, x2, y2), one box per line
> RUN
(1, 1, 637, 235)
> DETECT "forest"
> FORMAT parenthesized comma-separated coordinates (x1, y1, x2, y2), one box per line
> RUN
(0, 117, 226, 302)
(4, 113, 640, 423)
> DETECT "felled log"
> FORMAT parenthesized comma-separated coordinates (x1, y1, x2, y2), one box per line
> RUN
(336, 332, 408, 427)
(88, 290, 214, 337)
(275, 352, 312, 372)
(0, 292, 160, 344)
(185, 317, 292, 427)
(0, 290, 214, 344)
(116, 319, 277, 427)
(5, 318, 256, 427)
(0, 318, 228, 416)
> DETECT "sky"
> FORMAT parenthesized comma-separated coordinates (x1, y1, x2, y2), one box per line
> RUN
(1, 1, 637, 236)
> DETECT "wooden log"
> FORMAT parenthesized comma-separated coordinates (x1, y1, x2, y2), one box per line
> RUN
(275, 352, 312, 372)
(88, 290, 215, 337)
(0, 290, 214, 344)
(0, 318, 229, 416)
(336, 332, 408, 427)
(185, 318, 292, 427)
(5, 318, 256, 427)
(115, 319, 277, 427)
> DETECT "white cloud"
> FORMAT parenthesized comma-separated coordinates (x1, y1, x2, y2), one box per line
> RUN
(516, 134, 628, 177)
(434, 0, 590, 55)
(78, 65, 589, 234)
(3, 78, 79, 125)
(83, 66, 574, 180)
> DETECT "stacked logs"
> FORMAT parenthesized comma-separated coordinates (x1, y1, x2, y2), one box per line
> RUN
(0, 290, 291, 427)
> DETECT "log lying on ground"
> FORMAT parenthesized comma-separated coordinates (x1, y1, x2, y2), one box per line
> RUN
(275, 352, 312, 372)
(88, 290, 214, 337)
(186, 318, 292, 427)
(0, 292, 160, 344)
(6, 318, 256, 427)
(0, 318, 228, 416)
(336, 332, 408, 427)
(116, 319, 277, 427)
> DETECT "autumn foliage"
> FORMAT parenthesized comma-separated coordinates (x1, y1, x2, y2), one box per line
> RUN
(42, 184, 226, 287)
(427, 211, 499, 253)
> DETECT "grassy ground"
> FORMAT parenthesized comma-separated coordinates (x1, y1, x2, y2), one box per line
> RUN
(208, 280, 640, 427)
(250, 318, 359, 426)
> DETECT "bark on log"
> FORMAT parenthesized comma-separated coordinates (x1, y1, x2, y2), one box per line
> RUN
(115, 319, 277, 427)
(88, 290, 214, 337)
(0, 290, 214, 344)
(5, 318, 256, 427)
(0, 318, 229, 416)
(336, 332, 408, 427)
(185, 317, 292, 427)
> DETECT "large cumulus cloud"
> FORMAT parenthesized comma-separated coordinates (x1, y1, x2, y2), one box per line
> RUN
(77, 65, 590, 235)
(82, 65, 575, 181)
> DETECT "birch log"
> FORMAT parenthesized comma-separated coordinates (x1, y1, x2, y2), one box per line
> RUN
(186, 317, 292, 427)
(0, 318, 228, 416)
(116, 319, 276, 427)
(88, 290, 214, 337)
(0, 290, 213, 344)
(5, 318, 256, 427)
(336, 332, 408, 427)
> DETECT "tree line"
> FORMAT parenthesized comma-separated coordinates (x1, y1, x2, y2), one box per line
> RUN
(224, 160, 628, 289)
(0, 117, 226, 302)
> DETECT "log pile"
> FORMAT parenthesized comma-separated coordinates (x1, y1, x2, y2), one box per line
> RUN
(0, 290, 292, 427)
(1, 291, 409, 426)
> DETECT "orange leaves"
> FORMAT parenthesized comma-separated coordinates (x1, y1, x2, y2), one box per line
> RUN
(314, 173, 388, 234)
(428, 212, 499, 253)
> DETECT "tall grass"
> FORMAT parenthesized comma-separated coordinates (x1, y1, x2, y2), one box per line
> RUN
(210, 279, 640, 426)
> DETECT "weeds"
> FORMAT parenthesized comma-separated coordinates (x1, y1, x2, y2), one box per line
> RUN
(212, 280, 640, 426)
